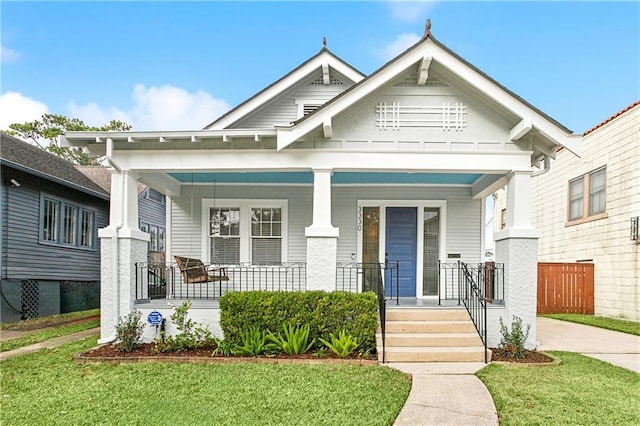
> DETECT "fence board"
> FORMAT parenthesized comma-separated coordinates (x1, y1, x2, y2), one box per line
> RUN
(537, 262, 594, 314)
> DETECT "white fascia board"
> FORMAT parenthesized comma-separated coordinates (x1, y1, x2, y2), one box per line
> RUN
(209, 52, 365, 130)
(63, 129, 277, 146)
(114, 149, 532, 174)
(428, 42, 582, 156)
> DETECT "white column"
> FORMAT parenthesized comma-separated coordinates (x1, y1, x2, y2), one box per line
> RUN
(98, 169, 149, 343)
(305, 169, 339, 291)
(494, 171, 539, 349)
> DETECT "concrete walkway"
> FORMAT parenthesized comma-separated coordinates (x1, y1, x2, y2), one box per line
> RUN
(0, 328, 99, 361)
(537, 317, 640, 373)
(388, 362, 498, 425)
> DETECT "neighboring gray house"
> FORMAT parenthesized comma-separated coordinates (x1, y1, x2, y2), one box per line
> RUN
(1, 132, 109, 322)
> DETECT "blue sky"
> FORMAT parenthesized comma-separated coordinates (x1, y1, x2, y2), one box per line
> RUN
(1, 1, 638, 133)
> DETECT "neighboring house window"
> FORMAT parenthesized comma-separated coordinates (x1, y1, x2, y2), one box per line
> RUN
(568, 167, 606, 223)
(40, 194, 96, 249)
(202, 199, 287, 265)
(139, 221, 166, 252)
(145, 188, 166, 205)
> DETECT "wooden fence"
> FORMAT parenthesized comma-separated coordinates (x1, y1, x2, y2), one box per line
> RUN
(537, 262, 594, 314)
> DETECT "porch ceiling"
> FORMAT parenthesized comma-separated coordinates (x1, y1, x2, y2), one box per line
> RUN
(168, 171, 488, 185)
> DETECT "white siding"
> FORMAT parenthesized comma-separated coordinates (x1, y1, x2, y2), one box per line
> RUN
(171, 184, 481, 265)
(531, 105, 640, 320)
(230, 70, 355, 129)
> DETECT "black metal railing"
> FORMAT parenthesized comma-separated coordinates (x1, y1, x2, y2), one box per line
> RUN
(135, 262, 306, 301)
(460, 262, 488, 363)
(438, 261, 504, 304)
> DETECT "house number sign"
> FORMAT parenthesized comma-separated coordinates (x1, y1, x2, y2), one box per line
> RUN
(147, 310, 163, 326)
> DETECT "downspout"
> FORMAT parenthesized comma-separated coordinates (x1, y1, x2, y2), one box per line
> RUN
(531, 155, 551, 177)
(98, 137, 124, 344)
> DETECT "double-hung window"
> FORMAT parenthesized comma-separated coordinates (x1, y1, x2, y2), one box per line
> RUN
(139, 221, 166, 252)
(568, 167, 606, 224)
(202, 199, 287, 265)
(40, 194, 96, 249)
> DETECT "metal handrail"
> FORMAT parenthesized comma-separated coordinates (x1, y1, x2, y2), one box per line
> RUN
(460, 262, 488, 363)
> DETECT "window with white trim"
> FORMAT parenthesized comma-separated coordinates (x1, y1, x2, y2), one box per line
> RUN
(568, 167, 606, 223)
(40, 194, 96, 250)
(202, 199, 287, 265)
(139, 221, 166, 252)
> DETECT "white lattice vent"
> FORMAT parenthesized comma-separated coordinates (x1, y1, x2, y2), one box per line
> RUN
(375, 101, 467, 131)
(21, 280, 39, 320)
(310, 77, 344, 86)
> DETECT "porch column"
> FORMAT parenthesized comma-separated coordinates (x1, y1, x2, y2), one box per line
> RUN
(305, 169, 339, 292)
(494, 171, 539, 349)
(98, 169, 149, 343)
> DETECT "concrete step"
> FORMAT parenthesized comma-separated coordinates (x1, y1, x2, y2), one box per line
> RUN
(386, 308, 469, 322)
(383, 346, 491, 363)
(384, 332, 483, 347)
(385, 320, 477, 334)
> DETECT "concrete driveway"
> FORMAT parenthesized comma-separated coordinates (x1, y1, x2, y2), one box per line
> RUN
(537, 317, 640, 373)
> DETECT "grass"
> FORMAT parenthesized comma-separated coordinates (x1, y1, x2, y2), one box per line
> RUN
(0, 309, 99, 331)
(0, 337, 411, 426)
(0, 319, 100, 352)
(478, 351, 640, 425)
(540, 313, 640, 336)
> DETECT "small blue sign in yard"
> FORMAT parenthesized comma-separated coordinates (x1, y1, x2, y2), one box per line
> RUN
(147, 310, 163, 326)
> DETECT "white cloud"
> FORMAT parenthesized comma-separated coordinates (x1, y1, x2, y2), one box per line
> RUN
(0, 92, 48, 130)
(388, 0, 435, 23)
(1, 45, 21, 63)
(380, 33, 421, 61)
(68, 84, 230, 130)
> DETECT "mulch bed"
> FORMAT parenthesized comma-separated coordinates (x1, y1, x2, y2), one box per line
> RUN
(489, 348, 557, 364)
(75, 343, 378, 365)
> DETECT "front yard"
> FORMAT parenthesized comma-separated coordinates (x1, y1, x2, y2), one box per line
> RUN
(0, 337, 411, 426)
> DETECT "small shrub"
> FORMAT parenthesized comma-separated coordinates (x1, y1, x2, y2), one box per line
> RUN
(155, 301, 214, 352)
(498, 315, 531, 358)
(233, 327, 270, 356)
(115, 310, 145, 353)
(267, 323, 315, 355)
(319, 329, 358, 358)
(211, 337, 235, 357)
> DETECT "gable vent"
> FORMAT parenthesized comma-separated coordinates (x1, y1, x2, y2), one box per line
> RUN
(303, 104, 323, 116)
(394, 73, 449, 87)
(310, 77, 344, 86)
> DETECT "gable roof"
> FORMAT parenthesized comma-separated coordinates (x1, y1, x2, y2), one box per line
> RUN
(583, 100, 640, 136)
(275, 32, 582, 156)
(204, 47, 366, 130)
(0, 132, 109, 199)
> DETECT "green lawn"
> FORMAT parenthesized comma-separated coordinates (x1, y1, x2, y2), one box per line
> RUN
(540, 313, 640, 336)
(0, 319, 100, 352)
(0, 337, 411, 426)
(478, 351, 640, 425)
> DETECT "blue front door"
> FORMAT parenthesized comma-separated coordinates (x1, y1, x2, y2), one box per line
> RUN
(385, 207, 417, 297)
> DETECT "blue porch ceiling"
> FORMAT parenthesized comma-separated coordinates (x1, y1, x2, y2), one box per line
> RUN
(169, 172, 484, 185)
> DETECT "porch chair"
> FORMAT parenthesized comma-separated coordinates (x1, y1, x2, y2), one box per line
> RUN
(173, 256, 229, 298)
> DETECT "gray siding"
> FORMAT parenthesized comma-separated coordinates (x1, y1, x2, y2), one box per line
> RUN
(138, 191, 166, 228)
(170, 184, 481, 264)
(1, 167, 108, 281)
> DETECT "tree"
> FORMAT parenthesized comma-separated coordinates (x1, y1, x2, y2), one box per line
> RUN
(6, 114, 131, 165)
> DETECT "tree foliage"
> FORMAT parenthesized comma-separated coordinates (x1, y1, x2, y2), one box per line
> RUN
(6, 114, 131, 165)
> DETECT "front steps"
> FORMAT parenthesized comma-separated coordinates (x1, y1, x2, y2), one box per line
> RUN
(379, 308, 491, 362)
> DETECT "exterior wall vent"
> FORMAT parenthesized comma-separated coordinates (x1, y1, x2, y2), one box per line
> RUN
(632, 216, 639, 242)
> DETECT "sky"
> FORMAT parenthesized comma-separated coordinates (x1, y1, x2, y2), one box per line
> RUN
(1, 1, 639, 134)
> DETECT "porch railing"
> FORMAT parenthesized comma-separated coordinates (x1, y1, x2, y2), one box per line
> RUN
(335, 261, 399, 363)
(460, 262, 488, 363)
(438, 261, 504, 304)
(135, 262, 306, 301)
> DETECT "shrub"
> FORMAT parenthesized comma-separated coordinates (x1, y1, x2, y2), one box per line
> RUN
(219, 291, 378, 353)
(498, 315, 531, 358)
(267, 323, 315, 355)
(320, 329, 358, 358)
(155, 301, 214, 352)
(115, 310, 145, 352)
(211, 337, 234, 357)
